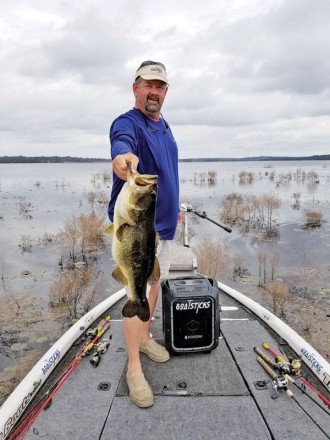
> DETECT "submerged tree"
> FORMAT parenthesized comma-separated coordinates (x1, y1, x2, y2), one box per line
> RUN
(303, 209, 323, 228)
(58, 212, 106, 266)
(238, 170, 255, 184)
(291, 192, 301, 210)
(193, 238, 232, 281)
(289, 254, 321, 299)
(265, 280, 289, 318)
(218, 192, 281, 240)
(49, 265, 97, 319)
(219, 193, 244, 225)
(262, 194, 281, 236)
(50, 212, 106, 319)
(258, 251, 280, 288)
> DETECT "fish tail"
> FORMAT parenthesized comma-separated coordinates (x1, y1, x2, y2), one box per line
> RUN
(122, 299, 150, 322)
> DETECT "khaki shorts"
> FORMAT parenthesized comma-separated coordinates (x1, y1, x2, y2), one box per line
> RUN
(125, 240, 172, 298)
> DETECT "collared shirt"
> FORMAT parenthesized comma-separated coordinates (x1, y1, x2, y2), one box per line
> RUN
(108, 108, 179, 240)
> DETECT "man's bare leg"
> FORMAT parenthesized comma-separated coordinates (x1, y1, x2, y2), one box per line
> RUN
(124, 314, 154, 408)
(124, 316, 143, 377)
(124, 281, 160, 376)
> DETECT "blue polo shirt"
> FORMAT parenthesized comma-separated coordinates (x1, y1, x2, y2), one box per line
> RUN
(108, 108, 179, 240)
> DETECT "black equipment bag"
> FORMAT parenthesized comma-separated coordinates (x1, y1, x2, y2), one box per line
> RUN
(162, 276, 220, 353)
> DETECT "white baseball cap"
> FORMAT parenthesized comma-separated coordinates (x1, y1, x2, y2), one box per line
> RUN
(134, 61, 169, 85)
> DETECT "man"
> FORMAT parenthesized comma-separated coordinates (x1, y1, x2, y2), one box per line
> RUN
(108, 61, 180, 408)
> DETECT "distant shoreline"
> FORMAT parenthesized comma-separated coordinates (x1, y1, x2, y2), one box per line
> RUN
(0, 154, 329, 164)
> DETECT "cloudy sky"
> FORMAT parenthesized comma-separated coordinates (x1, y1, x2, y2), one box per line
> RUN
(1, 0, 330, 159)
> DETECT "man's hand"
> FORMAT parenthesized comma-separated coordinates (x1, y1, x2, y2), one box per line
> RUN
(112, 153, 139, 180)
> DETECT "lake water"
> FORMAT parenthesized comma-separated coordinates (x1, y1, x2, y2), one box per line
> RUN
(178, 160, 330, 274)
(0, 160, 329, 396)
(1, 159, 330, 294)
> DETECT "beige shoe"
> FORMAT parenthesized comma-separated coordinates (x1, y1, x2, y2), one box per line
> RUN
(140, 339, 170, 363)
(126, 374, 154, 408)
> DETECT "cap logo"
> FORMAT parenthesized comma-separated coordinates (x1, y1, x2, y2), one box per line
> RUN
(150, 67, 163, 73)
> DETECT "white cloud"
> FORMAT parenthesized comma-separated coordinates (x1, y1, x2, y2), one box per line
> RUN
(0, 0, 329, 158)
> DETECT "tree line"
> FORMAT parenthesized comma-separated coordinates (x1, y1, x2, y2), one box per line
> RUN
(0, 156, 110, 163)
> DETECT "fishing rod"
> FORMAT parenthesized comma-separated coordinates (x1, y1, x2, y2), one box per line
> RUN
(262, 342, 330, 409)
(256, 346, 330, 437)
(255, 353, 294, 399)
(180, 203, 232, 247)
(255, 346, 301, 376)
(7, 316, 111, 440)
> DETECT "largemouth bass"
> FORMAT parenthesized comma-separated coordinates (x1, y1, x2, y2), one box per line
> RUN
(106, 163, 160, 322)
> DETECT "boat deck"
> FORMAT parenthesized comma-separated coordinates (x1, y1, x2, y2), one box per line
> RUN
(23, 288, 330, 440)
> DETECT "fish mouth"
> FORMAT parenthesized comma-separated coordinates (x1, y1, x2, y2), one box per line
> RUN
(126, 162, 158, 187)
(134, 175, 158, 187)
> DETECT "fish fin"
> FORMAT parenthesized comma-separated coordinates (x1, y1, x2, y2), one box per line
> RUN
(116, 224, 128, 241)
(122, 299, 150, 322)
(104, 224, 114, 235)
(112, 266, 128, 285)
(148, 257, 160, 284)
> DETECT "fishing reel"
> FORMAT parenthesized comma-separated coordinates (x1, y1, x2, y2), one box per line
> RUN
(289, 358, 302, 375)
(86, 326, 98, 338)
(90, 353, 101, 367)
(274, 361, 291, 375)
(90, 340, 111, 367)
(271, 375, 289, 399)
(273, 375, 288, 390)
(274, 358, 302, 376)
